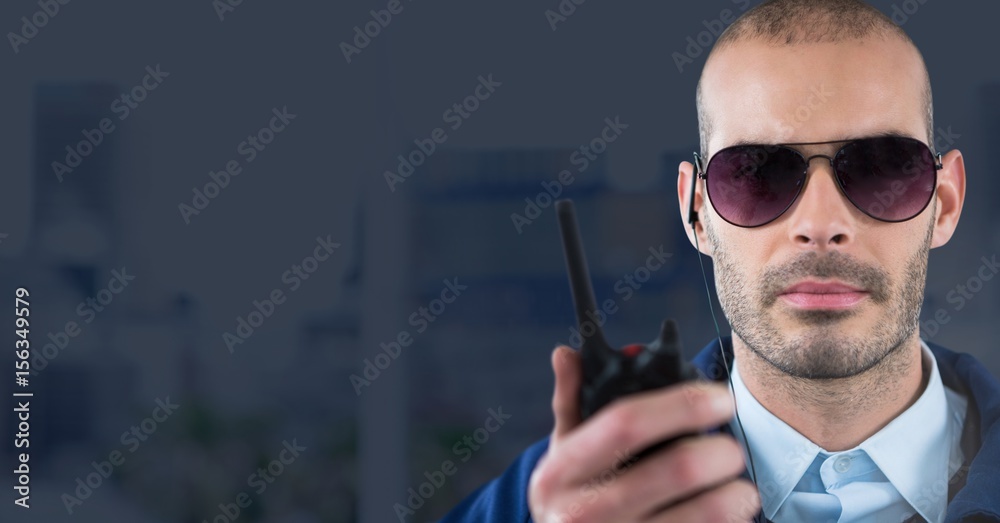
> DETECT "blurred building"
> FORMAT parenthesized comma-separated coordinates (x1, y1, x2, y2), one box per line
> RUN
(362, 145, 722, 518)
(20, 83, 138, 454)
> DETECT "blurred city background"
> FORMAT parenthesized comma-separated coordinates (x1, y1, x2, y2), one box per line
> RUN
(1, 1, 998, 522)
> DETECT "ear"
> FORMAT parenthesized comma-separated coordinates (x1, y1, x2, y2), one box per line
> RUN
(929, 149, 965, 249)
(677, 160, 714, 256)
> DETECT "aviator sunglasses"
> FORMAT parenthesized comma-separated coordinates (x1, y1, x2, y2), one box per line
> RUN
(689, 135, 943, 228)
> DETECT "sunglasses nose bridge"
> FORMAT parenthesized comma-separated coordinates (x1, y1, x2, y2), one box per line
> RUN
(800, 153, 840, 187)
(788, 153, 858, 240)
(798, 152, 848, 200)
(784, 154, 850, 223)
(803, 153, 835, 168)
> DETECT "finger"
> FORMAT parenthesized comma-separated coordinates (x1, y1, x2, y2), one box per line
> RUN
(555, 381, 734, 482)
(617, 435, 748, 519)
(551, 345, 582, 442)
(646, 479, 761, 523)
(563, 435, 745, 523)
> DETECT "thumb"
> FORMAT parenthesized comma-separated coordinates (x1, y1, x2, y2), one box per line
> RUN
(551, 345, 582, 442)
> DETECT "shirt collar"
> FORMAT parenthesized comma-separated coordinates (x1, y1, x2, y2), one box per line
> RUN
(727, 353, 820, 520)
(859, 339, 967, 523)
(727, 338, 965, 522)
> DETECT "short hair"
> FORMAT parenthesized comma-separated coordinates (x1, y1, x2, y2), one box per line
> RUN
(696, 0, 934, 157)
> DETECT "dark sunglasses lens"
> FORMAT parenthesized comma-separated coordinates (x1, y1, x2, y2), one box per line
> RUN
(835, 137, 936, 221)
(706, 146, 805, 227)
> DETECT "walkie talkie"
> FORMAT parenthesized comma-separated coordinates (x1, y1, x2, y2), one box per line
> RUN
(556, 199, 703, 454)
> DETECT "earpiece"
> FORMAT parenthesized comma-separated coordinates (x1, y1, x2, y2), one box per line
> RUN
(688, 152, 704, 226)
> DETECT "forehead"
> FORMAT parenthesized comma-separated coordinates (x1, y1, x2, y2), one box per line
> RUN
(700, 37, 928, 153)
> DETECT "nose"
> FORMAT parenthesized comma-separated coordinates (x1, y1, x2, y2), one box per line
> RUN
(784, 155, 856, 249)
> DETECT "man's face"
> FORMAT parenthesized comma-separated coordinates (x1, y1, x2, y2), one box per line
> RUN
(697, 37, 936, 379)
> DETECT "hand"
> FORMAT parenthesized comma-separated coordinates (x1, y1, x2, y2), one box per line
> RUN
(527, 346, 760, 523)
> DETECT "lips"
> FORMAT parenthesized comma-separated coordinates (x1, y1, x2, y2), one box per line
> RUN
(778, 280, 869, 309)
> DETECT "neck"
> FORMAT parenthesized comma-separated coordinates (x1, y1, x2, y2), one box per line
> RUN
(733, 332, 929, 452)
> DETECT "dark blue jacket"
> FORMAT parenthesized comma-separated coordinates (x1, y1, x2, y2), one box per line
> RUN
(440, 337, 1000, 523)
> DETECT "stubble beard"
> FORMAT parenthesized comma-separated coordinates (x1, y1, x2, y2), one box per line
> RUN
(704, 210, 933, 380)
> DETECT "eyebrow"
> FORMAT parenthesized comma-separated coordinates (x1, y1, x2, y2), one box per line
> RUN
(722, 129, 922, 149)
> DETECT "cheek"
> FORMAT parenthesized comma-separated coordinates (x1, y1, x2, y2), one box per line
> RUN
(881, 253, 916, 294)
(714, 235, 770, 296)
(869, 226, 927, 277)
(722, 233, 775, 275)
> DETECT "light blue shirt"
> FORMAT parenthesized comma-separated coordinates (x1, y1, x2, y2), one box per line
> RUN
(728, 339, 967, 523)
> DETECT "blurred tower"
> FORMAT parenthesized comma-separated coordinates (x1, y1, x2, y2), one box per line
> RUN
(33, 83, 120, 268)
(407, 148, 607, 432)
(26, 83, 137, 454)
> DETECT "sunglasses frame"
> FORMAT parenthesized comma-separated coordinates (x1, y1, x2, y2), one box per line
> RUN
(688, 135, 944, 228)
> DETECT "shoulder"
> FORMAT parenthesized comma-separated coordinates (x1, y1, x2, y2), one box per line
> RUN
(928, 341, 1000, 522)
(925, 339, 1000, 401)
(439, 436, 550, 523)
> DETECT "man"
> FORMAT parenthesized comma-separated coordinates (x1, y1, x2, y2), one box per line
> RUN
(440, 1, 1000, 521)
